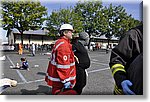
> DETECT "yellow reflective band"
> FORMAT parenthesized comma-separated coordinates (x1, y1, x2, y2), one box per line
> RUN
(111, 64, 124, 69)
(115, 89, 121, 95)
(114, 85, 124, 95)
(112, 68, 126, 76)
(111, 64, 126, 76)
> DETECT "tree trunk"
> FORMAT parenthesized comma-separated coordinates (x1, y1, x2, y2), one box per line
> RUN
(29, 35, 31, 44)
(107, 39, 110, 48)
(21, 32, 23, 44)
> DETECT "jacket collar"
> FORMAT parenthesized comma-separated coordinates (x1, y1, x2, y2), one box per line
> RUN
(61, 36, 70, 43)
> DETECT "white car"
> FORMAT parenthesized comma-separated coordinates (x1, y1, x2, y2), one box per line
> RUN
(0, 44, 15, 51)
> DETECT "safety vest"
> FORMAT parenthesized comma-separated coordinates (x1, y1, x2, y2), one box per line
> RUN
(45, 37, 76, 88)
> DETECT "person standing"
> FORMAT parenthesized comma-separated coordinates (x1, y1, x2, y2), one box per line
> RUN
(72, 32, 90, 95)
(18, 43, 23, 55)
(45, 24, 76, 95)
(31, 43, 35, 56)
(109, 24, 143, 95)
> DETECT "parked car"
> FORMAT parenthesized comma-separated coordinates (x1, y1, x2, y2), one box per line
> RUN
(0, 44, 15, 51)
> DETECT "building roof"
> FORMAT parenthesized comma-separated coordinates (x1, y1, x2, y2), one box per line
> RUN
(12, 28, 49, 35)
(92, 35, 119, 40)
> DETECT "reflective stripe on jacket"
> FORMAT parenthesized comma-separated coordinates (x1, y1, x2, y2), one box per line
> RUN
(45, 37, 76, 88)
(111, 64, 125, 76)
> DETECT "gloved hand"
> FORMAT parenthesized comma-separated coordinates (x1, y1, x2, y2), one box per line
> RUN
(121, 80, 135, 95)
(64, 81, 71, 89)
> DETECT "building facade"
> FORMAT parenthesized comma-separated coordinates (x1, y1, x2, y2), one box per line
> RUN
(7, 28, 54, 45)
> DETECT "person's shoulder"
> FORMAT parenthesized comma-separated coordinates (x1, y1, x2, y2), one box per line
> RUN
(55, 39, 69, 50)
(55, 39, 63, 45)
(55, 38, 67, 45)
(126, 25, 143, 38)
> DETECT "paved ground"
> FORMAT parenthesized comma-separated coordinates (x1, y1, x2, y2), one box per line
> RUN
(0, 50, 114, 95)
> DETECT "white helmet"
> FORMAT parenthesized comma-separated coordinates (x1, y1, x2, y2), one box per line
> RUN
(60, 24, 73, 31)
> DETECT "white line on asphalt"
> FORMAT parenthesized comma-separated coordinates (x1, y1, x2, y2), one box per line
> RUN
(16, 70, 27, 83)
(4, 58, 48, 63)
(88, 67, 110, 74)
(91, 61, 108, 66)
(17, 79, 45, 85)
(17, 67, 110, 85)
(91, 59, 99, 61)
(28, 59, 49, 62)
(6, 55, 27, 83)
(90, 54, 109, 58)
(91, 59, 109, 63)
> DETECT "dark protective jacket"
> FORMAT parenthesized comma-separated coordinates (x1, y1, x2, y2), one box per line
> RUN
(72, 40, 90, 94)
(72, 41, 90, 69)
(109, 25, 143, 95)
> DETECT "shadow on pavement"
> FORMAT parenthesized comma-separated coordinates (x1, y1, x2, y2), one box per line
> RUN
(21, 85, 51, 95)
(37, 72, 46, 76)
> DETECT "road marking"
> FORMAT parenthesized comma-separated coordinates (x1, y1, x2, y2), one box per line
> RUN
(5, 58, 48, 63)
(90, 54, 109, 58)
(17, 68, 110, 85)
(88, 67, 110, 74)
(91, 59, 99, 62)
(6, 55, 27, 83)
(91, 59, 109, 63)
(17, 79, 45, 85)
(91, 61, 108, 66)
(16, 70, 27, 83)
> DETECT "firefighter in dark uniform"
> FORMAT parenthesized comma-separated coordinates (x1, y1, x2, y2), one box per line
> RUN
(109, 24, 143, 95)
(72, 32, 90, 95)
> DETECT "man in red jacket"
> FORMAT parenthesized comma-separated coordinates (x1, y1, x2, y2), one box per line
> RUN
(45, 24, 76, 95)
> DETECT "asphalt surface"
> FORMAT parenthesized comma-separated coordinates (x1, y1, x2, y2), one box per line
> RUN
(0, 50, 114, 95)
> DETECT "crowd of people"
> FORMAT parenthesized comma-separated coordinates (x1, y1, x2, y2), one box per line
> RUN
(16, 43, 54, 55)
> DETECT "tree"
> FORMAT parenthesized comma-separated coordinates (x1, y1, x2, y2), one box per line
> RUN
(1, 0, 47, 44)
(46, 7, 83, 37)
(74, 0, 103, 37)
(100, 4, 141, 45)
(46, 0, 141, 45)
(112, 5, 141, 39)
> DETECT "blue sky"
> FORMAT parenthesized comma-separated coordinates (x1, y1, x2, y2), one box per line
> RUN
(40, 0, 142, 20)
(0, 0, 142, 42)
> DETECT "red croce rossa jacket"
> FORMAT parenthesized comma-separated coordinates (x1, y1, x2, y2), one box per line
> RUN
(45, 37, 76, 89)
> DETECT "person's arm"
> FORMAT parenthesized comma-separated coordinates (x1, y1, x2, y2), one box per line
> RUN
(72, 43, 79, 64)
(109, 29, 139, 88)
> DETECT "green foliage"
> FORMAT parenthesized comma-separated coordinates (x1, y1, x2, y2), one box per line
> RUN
(46, 0, 141, 40)
(46, 7, 83, 36)
(74, 0, 103, 36)
(1, 0, 47, 44)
